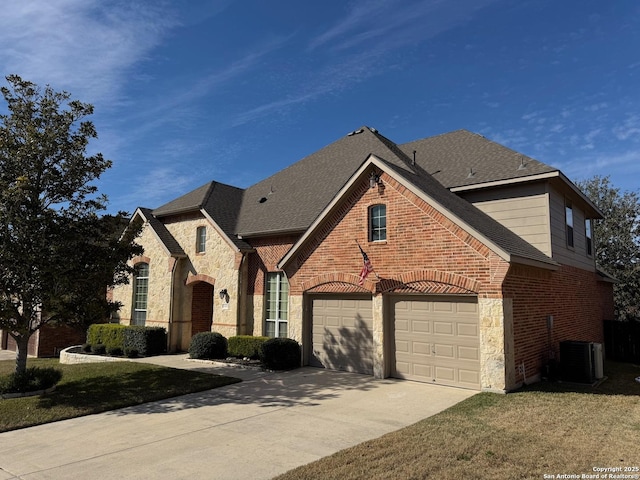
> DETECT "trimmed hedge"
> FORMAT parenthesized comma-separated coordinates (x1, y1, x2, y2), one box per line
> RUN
(228, 335, 269, 359)
(86, 324, 167, 357)
(87, 324, 127, 351)
(123, 326, 167, 356)
(189, 332, 228, 359)
(259, 338, 301, 370)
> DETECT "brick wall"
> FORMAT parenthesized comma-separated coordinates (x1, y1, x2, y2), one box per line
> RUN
(247, 235, 298, 295)
(282, 173, 509, 296)
(503, 264, 613, 383)
(4, 324, 85, 357)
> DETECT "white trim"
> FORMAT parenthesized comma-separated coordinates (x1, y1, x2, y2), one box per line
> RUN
(450, 172, 560, 192)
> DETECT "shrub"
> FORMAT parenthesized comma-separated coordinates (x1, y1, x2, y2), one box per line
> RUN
(124, 348, 139, 358)
(0, 367, 63, 394)
(87, 324, 127, 351)
(91, 344, 106, 355)
(228, 335, 269, 359)
(123, 326, 167, 356)
(259, 338, 301, 370)
(107, 346, 123, 357)
(81, 343, 92, 353)
(189, 332, 228, 359)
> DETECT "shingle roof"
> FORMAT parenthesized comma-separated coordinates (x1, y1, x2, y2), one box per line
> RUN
(141, 127, 564, 267)
(138, 208, 186, 257)
(235, 127, 410, 237)
(399, 129, 558, 189)
(153, 181, 250, 250)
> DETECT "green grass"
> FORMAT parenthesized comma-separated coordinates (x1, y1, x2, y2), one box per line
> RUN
(275, 361, 640, 480)
(0, 358, 240, 432)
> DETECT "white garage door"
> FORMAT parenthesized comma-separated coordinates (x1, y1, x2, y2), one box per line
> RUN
(310, 296, 373, 375)
(392, 296, 480, 389)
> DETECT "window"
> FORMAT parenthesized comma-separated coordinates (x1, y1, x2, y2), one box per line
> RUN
(565, 201, 574, 248)
(132, 263, 149, 326)
(196, 226, 207, 253)
(585, 218, 593, 256)
(369, 204, 386, 242)
(265, 272, 288, 338)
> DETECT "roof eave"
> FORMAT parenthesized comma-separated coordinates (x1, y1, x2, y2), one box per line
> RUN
(134, 208, 176, 258)
(510, 255, 560, 271)
(451, 170, 604, 219)
(237, 228, 307, 240)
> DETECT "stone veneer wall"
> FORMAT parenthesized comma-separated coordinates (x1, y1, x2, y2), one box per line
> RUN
(111, 224, 171, 329)
(163, 213, 240, 341)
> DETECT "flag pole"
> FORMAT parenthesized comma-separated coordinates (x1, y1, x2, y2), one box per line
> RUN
(355, 239, 380, 281)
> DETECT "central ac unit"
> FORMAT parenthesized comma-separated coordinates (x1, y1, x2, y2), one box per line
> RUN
(560, 341, 601, 384)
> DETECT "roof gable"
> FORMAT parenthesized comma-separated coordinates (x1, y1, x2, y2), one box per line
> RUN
(136, 208, 185, 257)
(235, 127, 414, 238)
(153, 181, 251, 251)
(279, 155, 558, 271)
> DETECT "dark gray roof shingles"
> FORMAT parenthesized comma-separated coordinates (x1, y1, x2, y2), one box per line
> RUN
(400, 129, 558, 189)
(141, 127, 559, 266)
(235, 127, 411, 237)
(138, 207, 186, 257)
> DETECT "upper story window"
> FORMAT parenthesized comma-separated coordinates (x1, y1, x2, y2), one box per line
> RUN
(196, 226, 207, 253)
(369, 204, 386, 242)
(565, 201, 574, 248)
(585, 218, 593, 256)
(132, 263, 149, 326)
(265, 272, 289, 338)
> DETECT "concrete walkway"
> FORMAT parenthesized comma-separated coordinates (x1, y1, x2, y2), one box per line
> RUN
(0, 352, 476, 480)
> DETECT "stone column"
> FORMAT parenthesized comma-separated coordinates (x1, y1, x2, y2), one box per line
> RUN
(478, 297, 514, 392)
(372, 293, 385, 379)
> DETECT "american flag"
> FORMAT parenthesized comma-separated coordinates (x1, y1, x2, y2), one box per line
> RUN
(358, 244, 373, 285)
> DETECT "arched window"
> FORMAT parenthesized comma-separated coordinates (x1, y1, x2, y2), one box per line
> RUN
(369, 204, 386, 242)
(132, 263, 149, 326)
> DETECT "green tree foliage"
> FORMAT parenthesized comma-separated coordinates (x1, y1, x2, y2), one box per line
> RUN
(578, 175, 640, 321)
(0, 75, 142, 374)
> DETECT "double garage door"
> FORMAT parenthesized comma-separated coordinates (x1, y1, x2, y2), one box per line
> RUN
(310, 295, 480, 389)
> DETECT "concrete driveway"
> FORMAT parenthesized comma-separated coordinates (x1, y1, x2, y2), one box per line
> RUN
(0, 355, 475, 480)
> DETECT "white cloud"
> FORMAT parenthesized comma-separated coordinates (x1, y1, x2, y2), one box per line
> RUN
(0, 0, 178, 105)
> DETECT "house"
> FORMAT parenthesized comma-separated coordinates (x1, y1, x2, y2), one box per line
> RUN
(111, 127, 614, 392)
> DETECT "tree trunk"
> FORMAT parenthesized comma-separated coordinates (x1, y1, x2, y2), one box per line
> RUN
(14, 334, 30, 375)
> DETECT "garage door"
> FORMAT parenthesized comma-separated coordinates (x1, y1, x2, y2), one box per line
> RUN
(392, 296, 480, 389)
(310, 296, 373, 375)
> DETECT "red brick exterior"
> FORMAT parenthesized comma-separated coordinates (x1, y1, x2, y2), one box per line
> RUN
(4, 324, 86, 357)
(503, 264, 614, 384)
(247, 235, 297, 295)
(282, 173, 510, 297)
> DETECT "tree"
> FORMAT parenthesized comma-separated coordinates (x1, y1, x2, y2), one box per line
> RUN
(578, 175, 640, 321)
(0, 75, 142, 375)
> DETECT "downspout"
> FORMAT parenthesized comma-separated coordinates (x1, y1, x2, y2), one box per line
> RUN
(237, 251, 249, 335)
(167, 256, 180, 352)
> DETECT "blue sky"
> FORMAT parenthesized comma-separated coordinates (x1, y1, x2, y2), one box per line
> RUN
(1, 0, 639, 214)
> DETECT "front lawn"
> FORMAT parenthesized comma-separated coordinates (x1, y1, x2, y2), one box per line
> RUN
(276, 361, 640, 480)
(0, 358, 240, 432)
